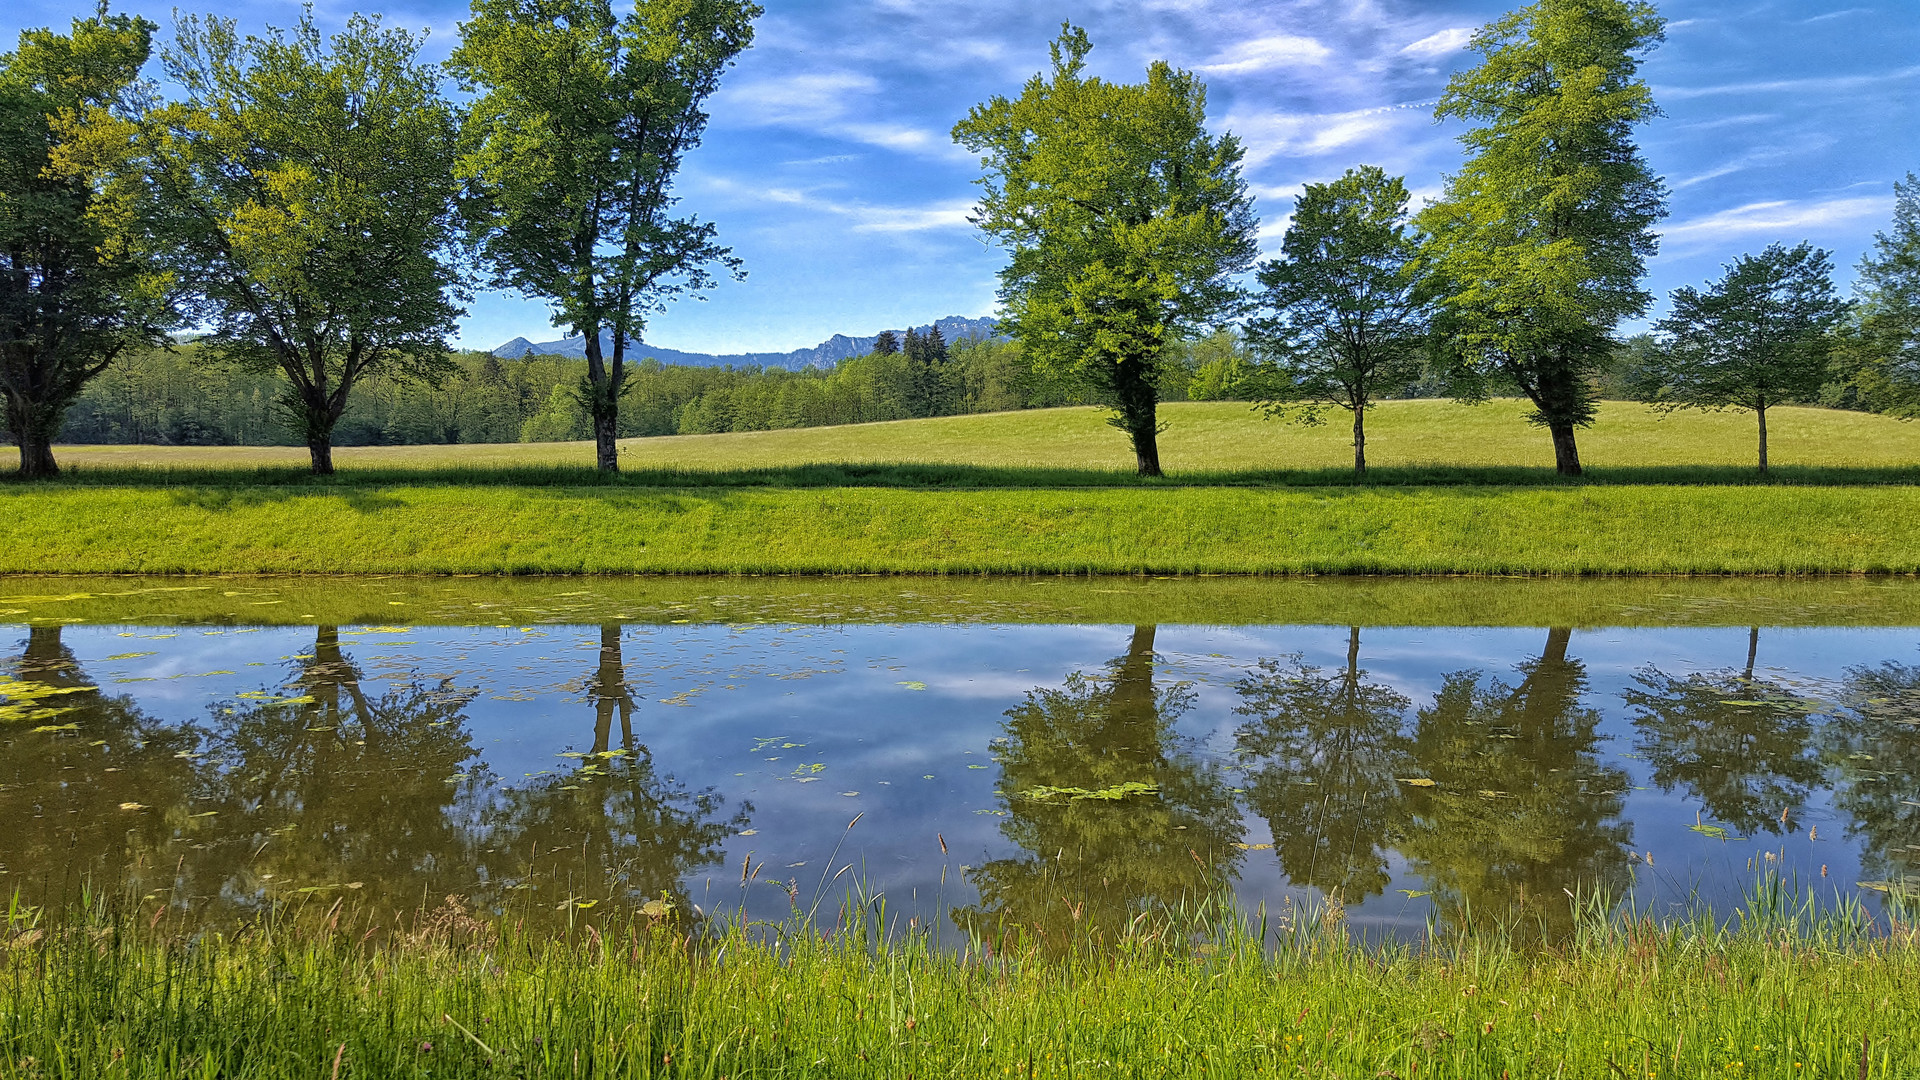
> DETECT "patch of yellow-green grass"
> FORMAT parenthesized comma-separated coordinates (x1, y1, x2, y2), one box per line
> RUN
(10, 573, 1920, 626)
(41, 399, 1920, 476)
(6, 483, 1920, 575)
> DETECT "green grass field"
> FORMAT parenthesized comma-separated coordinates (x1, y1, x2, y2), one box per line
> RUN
(8, 400, 1920, 575)
(7, 886, 1915, 1079)
(37, 399, 1920, 478)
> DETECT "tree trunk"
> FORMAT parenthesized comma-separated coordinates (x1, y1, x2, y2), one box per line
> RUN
(1744, 626, 1759, 682)
(6, 397, 62, 479)
(1352, 408, 1366, 476)
(593, 409, 619, 473)
(1548, 422, 1582, 477)
(307, 439, 334, 476)
(1112, 356, 1163, 478)
(583, 329, 621, 473)
(1756, 405, 1769, 475)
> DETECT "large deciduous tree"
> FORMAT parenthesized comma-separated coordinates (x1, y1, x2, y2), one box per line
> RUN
(1644, 243, 1847, 473)
(1418, 0, 1668, 477)
(450, 0, 759, 473)
(122, 12, 464, 476)
(1834, 173, 1920, 416)
(1, 10, 171, 479)
(953, 25, 1258, 477)
(1247, 166, 1430, 475)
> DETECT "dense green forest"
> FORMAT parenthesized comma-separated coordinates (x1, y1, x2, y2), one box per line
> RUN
(56, 332, 1261, 447)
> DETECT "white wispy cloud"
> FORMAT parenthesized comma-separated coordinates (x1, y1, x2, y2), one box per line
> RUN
(705, 177, 975, 235)
(1658, 65, 1920, 100)
(1662, 196, 1889, 248)
(1400, 27, 1472, 59)
(1225, 103, 1433, 167)
(1197, 34, 1332, 75)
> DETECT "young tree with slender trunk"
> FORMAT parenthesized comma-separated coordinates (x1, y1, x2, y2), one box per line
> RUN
(953, 25, 1258, 477)
(1644, 243, 1847, 474)
(451, 0, 759, 473)
(1418, 0, 1668, 477)
(1247, 166, 1431, 475)
(0, 10, 172, 478)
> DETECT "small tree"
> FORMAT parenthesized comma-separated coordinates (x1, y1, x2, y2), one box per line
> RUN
(871, 329, 899, 356)
(953, 25, 1258, 476)
(1418, 0, 1668, 476)
(452, 0, 760, 473)
(129, 13, 464, 475)
(1247, 166, 1431, 475)
(1644, 243, 1847, 473)
(0, 10, 172, 478)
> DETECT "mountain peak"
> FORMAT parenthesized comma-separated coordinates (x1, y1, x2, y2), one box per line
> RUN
(491, 315, 1002, 369)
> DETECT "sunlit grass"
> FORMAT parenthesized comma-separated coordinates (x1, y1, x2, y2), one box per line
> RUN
(6, 878, 1916, 1078)
(36, 399, 1920, 479)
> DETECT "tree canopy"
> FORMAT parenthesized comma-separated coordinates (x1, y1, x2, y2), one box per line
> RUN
(0, 9, 171, 478)
(952, 25, 1257, 476)
(450, 0, 760, 472)
(1419, 0, 1668, 476)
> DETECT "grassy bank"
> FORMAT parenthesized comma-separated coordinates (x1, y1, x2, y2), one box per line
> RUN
(6, 889, 1915, 1078)
(7, 483, 1920, 575)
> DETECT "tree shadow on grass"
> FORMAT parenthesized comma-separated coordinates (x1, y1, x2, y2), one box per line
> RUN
(12, 460, 1920, 491)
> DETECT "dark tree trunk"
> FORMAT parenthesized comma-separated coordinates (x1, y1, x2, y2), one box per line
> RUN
(1112, 357, 1163, 478)
(1756, 405, 1769, 475)
(583, 329, 621, 473)
(6, 397, 63, 479)
(1548, 422, 1582, 477)
(307, 439, 334, 476)
(1744, 626, 1759, 682)
(1352, 408, 1366, 475)
(290, 380, 343, 477)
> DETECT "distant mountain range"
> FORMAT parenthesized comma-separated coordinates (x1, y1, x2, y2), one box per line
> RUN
(492, 315, 1002, 370)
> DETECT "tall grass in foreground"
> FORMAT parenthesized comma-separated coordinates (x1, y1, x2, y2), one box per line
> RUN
(4, 877, 1917, 1078)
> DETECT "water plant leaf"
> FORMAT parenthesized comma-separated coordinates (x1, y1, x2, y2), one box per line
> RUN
(1019, 781, 1159, 802)
(897, 681, 928, 691)
(1688, 822, 1739, 841)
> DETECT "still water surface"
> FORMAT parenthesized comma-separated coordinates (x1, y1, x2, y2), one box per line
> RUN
(5, 596, 1919, 943)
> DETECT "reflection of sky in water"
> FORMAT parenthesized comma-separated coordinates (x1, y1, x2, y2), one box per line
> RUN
(7, 621, 1919, 938)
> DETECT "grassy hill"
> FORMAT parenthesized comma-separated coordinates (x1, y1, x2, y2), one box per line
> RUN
(40, 399, 1920, 479)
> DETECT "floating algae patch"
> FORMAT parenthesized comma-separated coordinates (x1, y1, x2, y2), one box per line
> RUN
(9, 574, 1920, 626)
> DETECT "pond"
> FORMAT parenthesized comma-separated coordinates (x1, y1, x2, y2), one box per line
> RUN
(4, 576, 1918, 946)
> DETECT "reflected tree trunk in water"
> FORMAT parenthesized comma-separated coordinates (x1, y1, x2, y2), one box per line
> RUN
(1625, 627, 1821, 838)
(1233, 627, 1413, 904)
(591, 624, 636, 756)
(1399, 628, 1633, 943)
(957, 626, 1243, 954)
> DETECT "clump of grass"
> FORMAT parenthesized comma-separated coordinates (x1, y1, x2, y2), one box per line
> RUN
(5, 876, 1916, 1078)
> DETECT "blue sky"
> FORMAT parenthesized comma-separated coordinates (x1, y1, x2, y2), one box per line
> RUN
(8, 0, 1917, 352)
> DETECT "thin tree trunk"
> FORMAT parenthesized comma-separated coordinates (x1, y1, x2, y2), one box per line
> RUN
(1352, 408, 1366, 475)
(1744, 626, 1758, 682)
(583, 329, 620, 473)
(1756, 405, 1768, 475)
(1548, 422, 1582, 477)
(1346, 626, 1361, 677)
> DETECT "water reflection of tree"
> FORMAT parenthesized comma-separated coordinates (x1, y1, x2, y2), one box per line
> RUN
(956, 627, 1243, 951)
(1828, 661, 1920, 883)
(189, 625, 483, 916)
(1624, 628, 1822, 836)
(1232, 628, 1412, 902)
(0, 627, 202, 909)
(477, 626, 748, 918)
(1399, 629, 1633, 941)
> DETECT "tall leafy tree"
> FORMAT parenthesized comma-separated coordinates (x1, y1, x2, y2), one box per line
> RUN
(1645, 243, 1847, 473)
(1834, 174, 1920, 416)
(1418, 0, 1668, 476)
(1247, 166, 1431, 475)
(0, 10, 171, 478)
(110, 13, 465, 476)
(953, 25, 1258, 476)
(451, 0, 760, 473)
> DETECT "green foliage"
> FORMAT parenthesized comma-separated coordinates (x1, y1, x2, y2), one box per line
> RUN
(953, 25, 1258, 476)
(1832, 174, 1920, 416)
(0, 9, 171, 478)
(126, 12, 464, 475)
(1644, 243, 1848, 472)
(1249, 166, 1433, 472)
(450, 0, 760, 471)
(1419, 0, 1668, 476)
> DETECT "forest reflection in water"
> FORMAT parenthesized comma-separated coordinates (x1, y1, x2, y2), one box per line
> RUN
(3, 617, 1919, 944)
